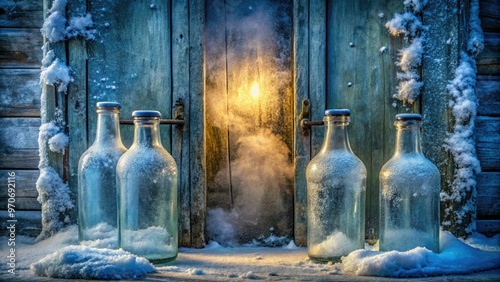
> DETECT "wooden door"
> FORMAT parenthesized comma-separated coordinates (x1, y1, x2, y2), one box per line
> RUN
(205, 0, 294, 244)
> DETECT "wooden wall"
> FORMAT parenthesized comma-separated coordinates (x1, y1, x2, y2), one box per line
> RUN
(476, 0, 500, 236)
(0, 0, 43, 236)
(0, 0, 498, 243)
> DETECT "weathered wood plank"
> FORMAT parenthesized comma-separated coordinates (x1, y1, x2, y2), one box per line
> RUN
(0, 197, 41, 210)
(0, 170, 39, 198)
(327, 0, 403, 241)
(0, 210, 41, 237)
(477, 172, 500, 218)
(0, 28, 43, 68)
(309, 0, 326, 157)
(477, 220, 500, 236)
(476, 116, 500, 170)
(205, 0, 231, 214)
(293, 0, 309, 247)
(0, 69, 41, 117)
(0, 118, 40, 169)
(479, 0, 500, 32)
(67, 0, 88, 223)
(87, 0, 171, 149)
(189, 0, 206, 248)
(477, 75, 500, 116)
(172, 0, 191, 247)
(422, 0, 465, 237)
(476, 32, 500, 76)
(0, 0, 43, 28)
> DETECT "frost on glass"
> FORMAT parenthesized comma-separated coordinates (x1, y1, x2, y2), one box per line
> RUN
(379, 115, 440, 253)
(306, 111, 366, 261)
(117, 112, 178, 264)
(78, 103, 126, 248)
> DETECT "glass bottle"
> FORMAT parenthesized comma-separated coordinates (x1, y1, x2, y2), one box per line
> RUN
(78, 102, 127, 248)
(117, 110, 178, 263)
(379, 114, 440, 252)
(306, 109, 366, 261)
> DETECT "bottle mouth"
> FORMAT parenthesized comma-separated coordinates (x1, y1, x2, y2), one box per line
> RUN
(394, 113, 421, 128)
(324, 109, 350, 116)
(97, 102, 121, 109)
(395, 113, 421, 121)
(132, 110, 162, 118)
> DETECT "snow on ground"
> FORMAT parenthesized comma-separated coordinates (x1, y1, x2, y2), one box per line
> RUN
(1, 225, 499, 281)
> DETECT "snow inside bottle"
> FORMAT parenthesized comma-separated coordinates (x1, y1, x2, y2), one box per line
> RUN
(306, 109, 366, 261)
(117, 110, 178, 263)
(379, 114, 440, 252)
(78, 102, 127, 248)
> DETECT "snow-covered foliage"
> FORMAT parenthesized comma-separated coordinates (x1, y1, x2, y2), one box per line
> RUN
(48, 132, 69, 153)
(386, 0, 427, 103)
(441, 0, 484, 236)
(37, 0, 97, 239)
(40, 0, 96, 43)
(40, 0, 95, 92)
(31, 246, 155, 280)
(40, 56, 73, 93)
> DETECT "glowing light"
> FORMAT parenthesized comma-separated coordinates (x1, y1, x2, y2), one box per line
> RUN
(250, 83, 259, 98)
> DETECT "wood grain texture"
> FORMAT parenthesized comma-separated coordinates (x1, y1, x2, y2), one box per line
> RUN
(0, 69, 41, 117)
(477, 172, 500, 218)
(477, 75, 500, 116)
(476, 116, 500, 170)
(0, 28, 43, 68)
(86, 0, 171, 149)
(205, 0, 231, 213)
(172, 0, 191, 247)
(0, 117, 40, 169)
(0, 210, 41, 236)
(66, 0, 88, 223)
(476, 32, 500, 75)
(189, 0, 206, 248)
(0, 170, 39, 198)
(326, 0, 403, 240)
(293, 0, 309, 246)
(479, 0, 500, 32)
(422, 0, 467, 237)
(309, 0, 326, 157)
(0, 0, 43, 28)
(0, 197, 40, 210)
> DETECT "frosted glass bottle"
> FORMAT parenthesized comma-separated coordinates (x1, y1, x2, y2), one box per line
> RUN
(78, 102, 127, 248)
(306, 109, 366, 261)
(379, 114, 440, 252)
(117, 110, 178, 264)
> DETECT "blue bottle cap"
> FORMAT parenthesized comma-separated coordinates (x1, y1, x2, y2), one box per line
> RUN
(132, 110, 162, 117)
(97, 102, 121, 109)
(325, 109, 351, 116)
(395, 113, 422, 121)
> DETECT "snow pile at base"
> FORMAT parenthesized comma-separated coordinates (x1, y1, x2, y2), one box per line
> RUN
(37, 121, 73, 239)
(309, 232, 359, 258)
(385, 0, 427, 104)
(341, 231, 500, 277)
(31, 246, 155, 280)
(80, 222, 118, 249)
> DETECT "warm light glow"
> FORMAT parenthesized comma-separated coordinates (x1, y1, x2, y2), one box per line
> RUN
(250, 82, 259, 98)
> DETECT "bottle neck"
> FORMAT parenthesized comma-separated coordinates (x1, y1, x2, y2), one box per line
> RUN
(133, 118, 161, 147)
(321, 116, 352, 152)
(394, 122, 422, 155)
(95, 110, 123, 146)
